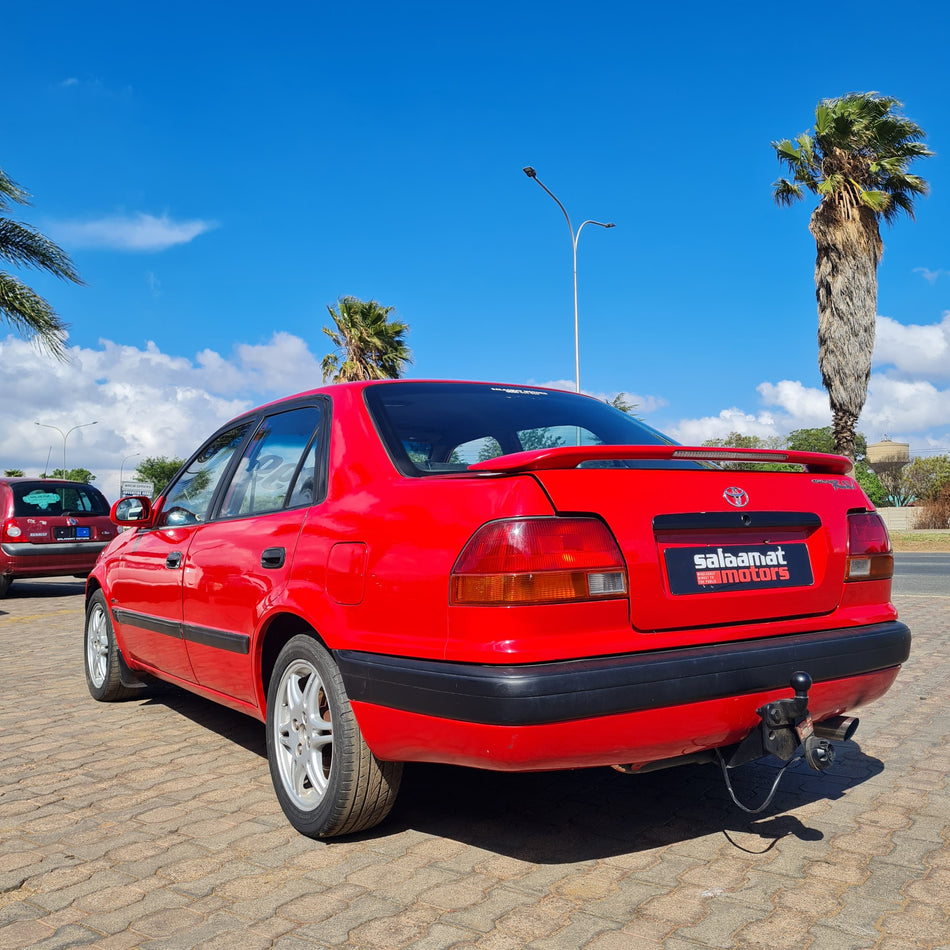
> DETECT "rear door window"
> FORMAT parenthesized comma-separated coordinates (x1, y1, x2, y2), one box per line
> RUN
(219, 405, 325, 518)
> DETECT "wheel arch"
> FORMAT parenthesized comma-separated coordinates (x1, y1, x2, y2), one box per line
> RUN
(258, 612, 331, 711)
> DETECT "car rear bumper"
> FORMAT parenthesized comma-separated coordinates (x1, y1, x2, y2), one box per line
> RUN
(340, 621, 910, 769)
(2, 541, 109, 558)
(339, 621, 910, 725)
(1, 541, 107, 576)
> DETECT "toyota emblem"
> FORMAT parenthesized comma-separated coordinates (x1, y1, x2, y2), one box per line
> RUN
(723, 487, 749, 508)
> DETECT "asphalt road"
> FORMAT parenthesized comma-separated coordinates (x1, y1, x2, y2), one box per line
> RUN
(893, 553, 950, 597)
(0, 579, 947, 948)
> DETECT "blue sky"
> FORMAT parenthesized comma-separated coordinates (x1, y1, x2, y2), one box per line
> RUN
(2, 1, 949, 495)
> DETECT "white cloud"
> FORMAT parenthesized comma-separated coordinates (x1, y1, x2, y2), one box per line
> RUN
(52, 212, 217, 252)
(671, 408, 782, 446)
(913, 267, 949, 285)
(0, 332, 325, 497)
(756, 379, 831, 423)
(874, 312, 950, 379)
(671, 372, 950, 457)
(667, 311, 950, 456)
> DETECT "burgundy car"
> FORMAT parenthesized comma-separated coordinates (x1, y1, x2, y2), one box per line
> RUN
(84, 381, 910, 837)
(0, 478, 114, 597)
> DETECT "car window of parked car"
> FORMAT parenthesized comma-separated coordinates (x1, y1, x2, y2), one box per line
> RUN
(12, 482, 109, 517)
(365, 382, 683, 477)
(219, 405, 324, 518)
(161, 423, 254, 525)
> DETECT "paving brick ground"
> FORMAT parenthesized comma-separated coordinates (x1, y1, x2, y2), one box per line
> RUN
(0, 579, 947, 949)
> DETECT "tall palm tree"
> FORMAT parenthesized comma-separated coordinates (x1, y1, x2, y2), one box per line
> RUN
(321, 296, 412, 382)
(772, 93, 932, 461)
(1, 167, 82, 360)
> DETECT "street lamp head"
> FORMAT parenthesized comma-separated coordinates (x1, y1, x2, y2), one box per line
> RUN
(605, 223, 616, 228)
(523, 166, 537, 178)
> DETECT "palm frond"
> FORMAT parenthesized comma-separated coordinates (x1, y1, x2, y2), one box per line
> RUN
(0, 271, 68, 360)
(0, 219, 83, 282)
(773, 91, 932, 224)
(772, 178, 804, 205)
(0, 168, 30, 211)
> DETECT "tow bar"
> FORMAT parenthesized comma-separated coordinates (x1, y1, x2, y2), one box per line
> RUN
(717, 672, 847, 814)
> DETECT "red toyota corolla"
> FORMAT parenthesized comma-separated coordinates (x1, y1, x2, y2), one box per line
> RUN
(84, 381, 910, 837)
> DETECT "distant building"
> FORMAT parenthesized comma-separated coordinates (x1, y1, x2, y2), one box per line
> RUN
(868, 437, 910, 467)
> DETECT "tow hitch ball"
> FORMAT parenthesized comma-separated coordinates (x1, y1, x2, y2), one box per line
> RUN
(757, 671, 834, 771)
(730, 671, 836, 772)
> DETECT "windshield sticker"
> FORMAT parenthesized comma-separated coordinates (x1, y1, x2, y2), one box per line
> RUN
(490, 387, 548, 396)
(22, 490, 62, 509)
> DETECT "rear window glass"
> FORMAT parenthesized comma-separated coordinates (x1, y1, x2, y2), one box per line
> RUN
(365, 383, 687, 476)
(12, 483, 110, 517)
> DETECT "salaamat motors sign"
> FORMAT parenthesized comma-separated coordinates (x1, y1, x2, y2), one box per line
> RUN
(665, 544, 814, 594)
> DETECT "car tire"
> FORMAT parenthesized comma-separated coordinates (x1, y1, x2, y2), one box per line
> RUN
(84, 591, 138, 702)
(266, 634, 403, 838)
(0, 575, 10, 598)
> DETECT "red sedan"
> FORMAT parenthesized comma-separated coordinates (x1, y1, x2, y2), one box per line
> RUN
(84, 381, 910, 837)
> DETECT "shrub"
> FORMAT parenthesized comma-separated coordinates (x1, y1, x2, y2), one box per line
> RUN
(913, 483, 950, 529)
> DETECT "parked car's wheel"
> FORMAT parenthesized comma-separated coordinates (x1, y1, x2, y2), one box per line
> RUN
(0, 575, 10, 598)
(84, 591, 138, 701)
(266, 634, 403, 838)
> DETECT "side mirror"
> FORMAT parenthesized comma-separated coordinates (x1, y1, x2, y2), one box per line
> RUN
(111, 495, 153, 526)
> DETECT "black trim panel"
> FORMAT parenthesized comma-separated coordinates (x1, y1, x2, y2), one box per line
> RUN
(1, 541, 108, 557)
(653, 512, 821, 531)
(337, 621, 911, 726)
(113, 608, 182, 640)
(113, 608, 249, 655)
(183, 623, 250, 655)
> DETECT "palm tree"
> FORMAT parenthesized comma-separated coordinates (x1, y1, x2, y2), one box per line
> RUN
(772, 93, 932, 461)
(321, 296, 412, 382)
(1, 167, 82, 360)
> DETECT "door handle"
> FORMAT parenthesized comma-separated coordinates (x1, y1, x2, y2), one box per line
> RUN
(261, 547, 286, 569)
(165, 551, 183, 569)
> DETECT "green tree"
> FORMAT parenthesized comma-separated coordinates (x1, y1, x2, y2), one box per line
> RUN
(785, 426, 870, 458)
(3, 469, 24, 477)
(135, 456, 185, 497)
(1, 167, 83, 360)
(321, 296, 412, 383)
(46, 467, 95, 483)
(772, 93, 932, 461)
(901, 455, 950, 504)
(609, 393, 638, 416)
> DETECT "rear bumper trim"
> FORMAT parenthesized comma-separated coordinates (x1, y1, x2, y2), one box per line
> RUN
(1, 541, 108, 557)
(337, 621, 911, 726)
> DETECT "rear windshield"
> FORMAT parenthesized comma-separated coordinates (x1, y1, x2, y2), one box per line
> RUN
(12, 483, 110, 517)
(365, 382, 689, 476)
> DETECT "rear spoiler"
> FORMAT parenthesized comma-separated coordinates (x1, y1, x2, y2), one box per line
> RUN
(467, 445, 853, 475)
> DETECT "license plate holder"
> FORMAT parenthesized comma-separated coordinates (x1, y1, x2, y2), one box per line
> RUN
(665, 543, 813, 594)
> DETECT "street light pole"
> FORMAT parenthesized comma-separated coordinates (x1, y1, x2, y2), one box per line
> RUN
(34, 421, 98, 477)
(523, 167, 614, 393)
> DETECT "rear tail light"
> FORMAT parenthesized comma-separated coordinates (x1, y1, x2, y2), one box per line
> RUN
(451, 517, 628, 605)
(3, 519, 23, 539)
(846, 511, 893, 581)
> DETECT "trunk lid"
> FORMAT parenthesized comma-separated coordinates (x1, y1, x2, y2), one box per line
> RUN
(470, 446, 860, 633)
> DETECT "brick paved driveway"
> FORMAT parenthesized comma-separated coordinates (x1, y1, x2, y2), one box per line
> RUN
(1, 580, 947, 949)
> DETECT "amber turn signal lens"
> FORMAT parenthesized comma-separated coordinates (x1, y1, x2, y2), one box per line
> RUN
(451, 518, 628, 605)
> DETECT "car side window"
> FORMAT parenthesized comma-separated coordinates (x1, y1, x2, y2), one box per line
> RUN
(219, 406, 323, 518)
(161, 423, 253, 525)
